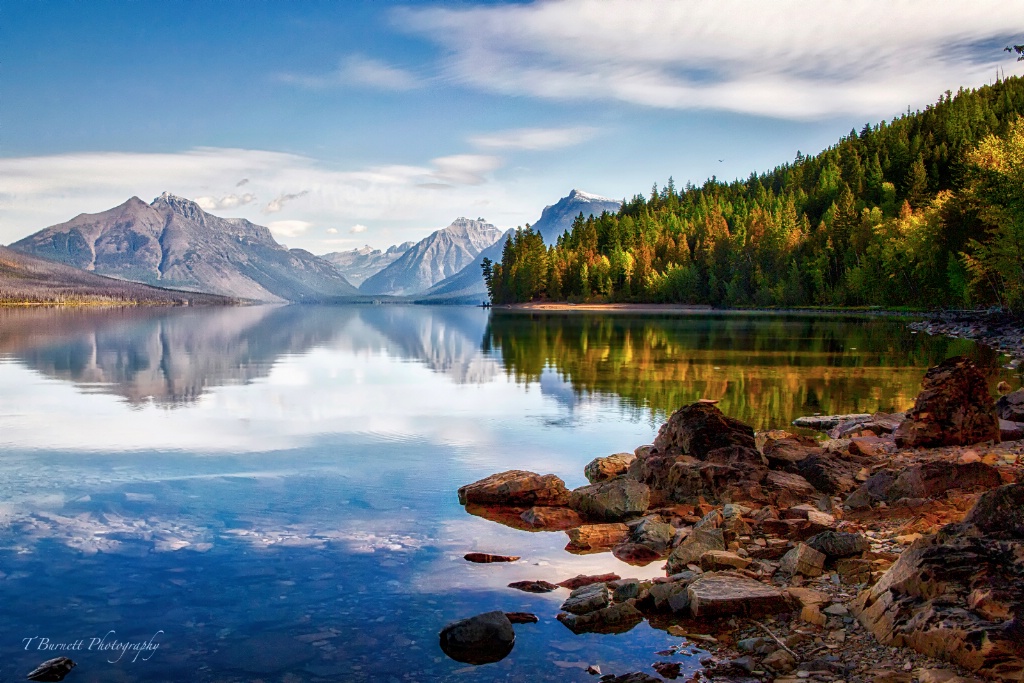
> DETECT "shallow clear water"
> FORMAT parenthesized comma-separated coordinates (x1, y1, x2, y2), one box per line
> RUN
(0, 305, 1014, 682)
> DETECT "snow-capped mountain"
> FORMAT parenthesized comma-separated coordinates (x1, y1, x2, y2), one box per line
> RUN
(532, 189, 622, 246)
(321, 242, 415, 287)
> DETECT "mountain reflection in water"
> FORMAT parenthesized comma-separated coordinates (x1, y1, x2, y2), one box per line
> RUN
(0, 305, 1015, 682)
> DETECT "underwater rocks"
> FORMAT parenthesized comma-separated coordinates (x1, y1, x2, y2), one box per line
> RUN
(893, 356, 1001, 448)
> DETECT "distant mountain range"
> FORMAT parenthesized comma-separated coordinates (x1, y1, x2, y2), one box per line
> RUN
(0, 244, 234, 305)
(358, 217, 504, 296)
(320, 242, 415, 287)
(10, 193, 359, 302)
(532, 189, 621, 247)
(417, 228, 514, 303)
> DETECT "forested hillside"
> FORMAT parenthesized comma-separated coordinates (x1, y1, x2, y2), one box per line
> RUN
(485, 77, 1024, 313)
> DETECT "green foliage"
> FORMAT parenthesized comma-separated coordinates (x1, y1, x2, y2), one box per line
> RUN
(487, 77, 1024, 311)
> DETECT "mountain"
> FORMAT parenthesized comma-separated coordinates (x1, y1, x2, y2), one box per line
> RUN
(320, 242, 414, 286)
(532, 189, 622, 247)
(10, 193, 359, 302)
(418, 228, 515, 303)
(358, 217, 504, 296)
(0, 245, 234, 305)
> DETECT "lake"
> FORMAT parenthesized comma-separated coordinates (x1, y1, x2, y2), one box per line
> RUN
(0, 305, 1014, 682)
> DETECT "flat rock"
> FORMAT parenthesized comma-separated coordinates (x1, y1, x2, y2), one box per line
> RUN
(686, 572, 790, 618)
(561, 583, 610, 614)
(458, 470, 570, 506)
(464, 552, 519, 563)
(557, 573, 620, 590)
(507, 580, 559, 593)
(699, 550, 751, 571)
(792, 414, 871, 431)
(504, 612, 538, 624)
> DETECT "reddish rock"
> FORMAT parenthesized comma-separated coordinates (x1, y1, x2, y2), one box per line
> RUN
(686, 571, 790, 618)
(886, 461, 1002, 502)
(557, 573, 621, 590)
(507, 580, 559, 593)
(612, 542, 663, 565)
(779, 542, 826, 577)
(568, 477, 651, 521)
(851, 484, 1024, 679)
(652, 661, 682, 678)
(504, 612, 538, 624)
(584, 452, 636, 483)
(565, 523, 630, 553)
(849, 435, 895, 456)
(519, 506, 583, 530)
(464, 552, 520, 563)
(761, 434, 823, 468)
(458, 470, 570, 506)
(893, 357, 1001, 448)
(653, 402, 756, 456)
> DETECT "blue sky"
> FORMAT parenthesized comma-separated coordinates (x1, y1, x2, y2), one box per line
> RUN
(2, 0, 1022, 252)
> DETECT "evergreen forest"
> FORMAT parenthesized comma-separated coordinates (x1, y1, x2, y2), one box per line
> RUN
(484, 77, 1024, 313)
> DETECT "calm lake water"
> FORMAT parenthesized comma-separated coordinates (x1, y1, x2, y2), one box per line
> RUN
(0, 305, 1015, 682)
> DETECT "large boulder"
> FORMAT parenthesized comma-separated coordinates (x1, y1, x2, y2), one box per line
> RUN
(997, 388, 1024, 422)
(806, 531, 871, 560)
(666, 527, 725, 574)
(851, 485, 1024, 680)
(568, 477, 650, 521)
(439, 611, 515, 665)
(893, 357, 1001, 448)
(653, 402, 756, 456)
(457, 470, 570, 507)
(686, 572, 791, 618)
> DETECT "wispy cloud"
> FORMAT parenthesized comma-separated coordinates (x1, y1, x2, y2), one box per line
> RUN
(397, 0, 1024, 119)
(264, 190, 309, 214)
(195, 193, 256, 211)
(469, 126, 599, 151)
(429, 154, 501, 185)
(277, 54, 421, 91)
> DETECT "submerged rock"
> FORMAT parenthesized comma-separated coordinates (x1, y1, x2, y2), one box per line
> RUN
(893, 356, 1000, 448)
(439, 611, 515, 665)
(464, 552, 519, 563)
(507, 580, 558, 593)
(457, 470, 570, 506)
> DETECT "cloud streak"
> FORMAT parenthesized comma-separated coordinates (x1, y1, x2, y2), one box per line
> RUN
(195, 193, 256, 211)
(277, 54, 421, 91)
(469, 126, 599, 151)
(397, 0, 1024, 119)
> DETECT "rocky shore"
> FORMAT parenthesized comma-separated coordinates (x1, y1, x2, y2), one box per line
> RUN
(908, 310, 1024, 365)
(443, 356, 1024, 682)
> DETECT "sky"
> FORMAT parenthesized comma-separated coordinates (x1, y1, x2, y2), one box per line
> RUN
(1, 0, 1022, 253)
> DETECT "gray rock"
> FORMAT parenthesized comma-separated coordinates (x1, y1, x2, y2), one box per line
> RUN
(561, 583, 610, 615)
(556, 602, 643, 635)
(805, 531, 871, 560)
(666, 527, 725, 574)
(996, 388, 1024, 422)
(568, 477, 650, 521)
(439, 611, 515, 665)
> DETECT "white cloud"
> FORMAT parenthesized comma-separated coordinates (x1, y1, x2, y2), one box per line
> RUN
(277, 54, 421, 91)
(469, 126, 599, 151)
(267, 220, 312, 238)
(326, 227, 339, 234)
(195, 192, 256, 210)
(350, 224, 368, 234)
(397, 0, 1024, 119)
(264, 190, 309, 214)
(0, 147, 521, 251)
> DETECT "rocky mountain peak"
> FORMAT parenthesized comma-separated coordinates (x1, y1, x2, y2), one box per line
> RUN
(151, 192, 206, 222)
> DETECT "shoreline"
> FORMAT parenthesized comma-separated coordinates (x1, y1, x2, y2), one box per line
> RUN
(495, 302, 924, 318)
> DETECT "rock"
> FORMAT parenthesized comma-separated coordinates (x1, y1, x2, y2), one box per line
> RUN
(652, 660, 682, 678)
(699, 550, 751, 571)
(792, 453, 860, 495)
(787, 587, 829, 606)
(561, 583, 610, 614)
(762, 434, 823, 468)
(792, 414, 872, 431)
(845, 471, 898, 509)
(850, 484, 1024, 679)
(836, 558, 873, 584)
(917, 669, 971, 683)
(557, 573, 620, 590)
(26, 658, 76, 682)
(765, 470, 820, 504)
(439, 611, 515, 665)
(762, 649, 798, 673)
(464, 552, 519, 563)
(609, 578, 641, 601)
(666, 527, 726, 574)
(801, 603, 827, 626)
(504, 612, 538, 624)
(507, 580, 559, 593)
(805, 531, 871, 560)
(519, 506, 583, 530)
(830, 412, 905, 439)
(612, 543, 663, 565)
(823, 603, 849, 616)
(556, 601, 644, 635)
(585, 452, 636, 483)
(686, 571, 790, 618)
(779, 543, 826, 577)
(997, 388, 1024, 422)
(629, 517, 676, 552)
(458, 470, 570, 506)
(599, 672, 662, 683)
(565, 523, 630, 552)
(893, 357, 1001, 448)
(886, 461, 1002, 502)
(586, 664, 601, 675)
(653, 402, 757, 455)
(849, 435, 895, 456)
(647, 580, 692, 612)
(1000, 419, 1024, 441)
(568, 478, 650, 521)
